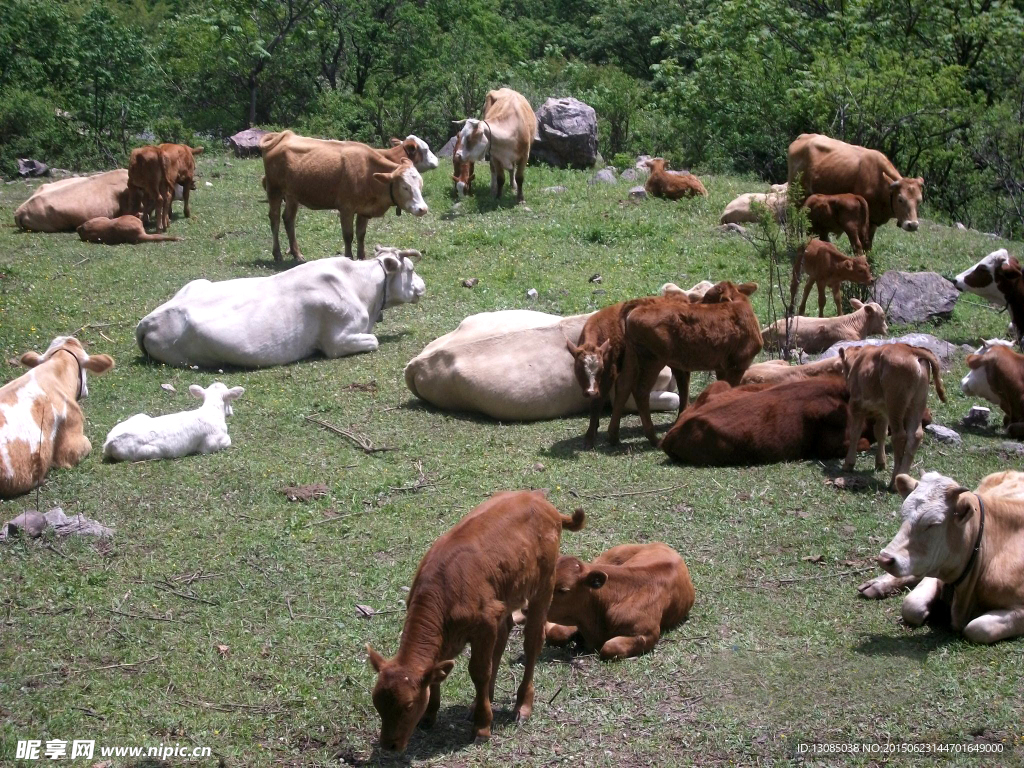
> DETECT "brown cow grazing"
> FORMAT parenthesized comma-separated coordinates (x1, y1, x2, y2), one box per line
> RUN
(454, 88, 535, 203)
(840, 343, 946, 489)
(128, 145, 174, 232)
(762, 299, 888, 354)
(543, 543, 695, 660)
(803, 193, 872, 254)
(260, 130, 427, 261)
(366, 490, 584, 752)
(158, 143, 203, 220)
(994, 257, 1024, 347)
(609, 281, 762, 446)
(787, 134, 924, 242)
(644, 158, 708, 200)
(451, 131, 475, 198)
(961, 342, 1024, 437)
(0, 337, 115, 498)
(77, 215, 181, 245)
(739, 356, 844, 385)
(793, 239, 873, 317)
(858, 470, 1024, 644)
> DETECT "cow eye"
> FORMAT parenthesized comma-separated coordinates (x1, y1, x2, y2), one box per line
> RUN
(557, 586, 570, 593)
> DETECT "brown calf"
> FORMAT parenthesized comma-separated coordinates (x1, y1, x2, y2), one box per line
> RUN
(77, 215, 181, 245)
(158, 143, 203, 220)
(994, 257, 1024, 347)
(793, 239, 873, 317)
(544, 543, 695, 660)
(962, 344, 1024, 436)
(609, 281, 762, 446)
(0, 337, 114, 498)
(366, 490, 584, 752)
(644, 158, 708, 200)
(840, 343, 946, 489)
(451, 131, 475, 198)
(803, 193, 872, 254)
(128, 145, 173, 232)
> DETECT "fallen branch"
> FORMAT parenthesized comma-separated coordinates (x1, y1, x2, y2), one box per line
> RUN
(24, 654, 160, 680)
(570, 483, 687, 500)
(304, 416, 393, 453)
(109, 608, 184, 624)
(302, 510, 363, 529)
(154, 581, 218, 606)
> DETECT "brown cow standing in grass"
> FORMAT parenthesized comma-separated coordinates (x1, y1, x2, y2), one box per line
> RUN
(260, 130, 427, 261)
(609, 281, 762, 446)
(77, 215, 181, 245)
(644, 158, 708, 200)
(793, 239, 874, 317)
(366, 490, 584, 752)
(0, 337, 114, 498)
(158, 143, 203, 220)
(961, 342, 1024, 437)
(840, 343, 946, 489)
(454, 88, 535, 203)
(543, 543, 695, 660)
(803, 193, 872, 254)
(128, 145, 173, 232)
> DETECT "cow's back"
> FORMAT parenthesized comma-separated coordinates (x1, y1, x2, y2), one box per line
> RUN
(262, 132, 378, 210)
(629, 300, 763, 370)
(14, 170, 130, 232)
(483, 88, 535, 158)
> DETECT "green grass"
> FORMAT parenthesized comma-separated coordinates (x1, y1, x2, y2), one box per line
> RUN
(2, 156, 1023, 767)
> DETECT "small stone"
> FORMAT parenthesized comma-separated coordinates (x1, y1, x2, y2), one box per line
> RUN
(956, 222, 967, 231)
(533, 462, 545, 471)
(588, 168, 617, 185)
(462, 278, 479, 288)
(542, 185, 567, 194)
(526, 288, 538, 300)
(628, 186, 647, 200)
(589, 274, 602, 284)
(160, 383, 176, 393)
(718, 223, 747, 235)
(926, 424, 962, 445)
(1000, 441, 1024, 455)
(205, 181, 213, 187)
(963, 406, 990, 427)
(592, 289, 606, 296)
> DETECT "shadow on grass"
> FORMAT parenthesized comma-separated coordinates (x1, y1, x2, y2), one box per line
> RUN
(363, 704, 515, 764)
(247, 257, 304, 271)
(543, 423, 668, 459)
(854, 625, 959, 660)
(819, 462, 892, 494)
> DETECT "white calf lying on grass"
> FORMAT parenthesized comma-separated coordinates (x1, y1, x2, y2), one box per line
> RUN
(103, 383, 244, 462)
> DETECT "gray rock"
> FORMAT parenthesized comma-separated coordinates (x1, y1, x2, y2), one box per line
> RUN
(526, 288, 539, 300)
(718, 223, 747, 235)
(956, 222, 967, 231)
(227, 128, 268, 158)
(531, 97, 599, 169)
(17, 158, 49, 177)
(1000, 441, 1024, 456)
(963, 406, 990, 427)
(872, 271, 959, 324)
(628, 186, 647, 200)
(635, 155, 652, 174)
(620, 168, 640, 182)
(926, 424, 962, 445)
(541, 185, 567, 194)
(817, 333, 963, 370)
(0, 507, 113, 541)
(589, 168, 618, 185)
(437, 135, 457, 158)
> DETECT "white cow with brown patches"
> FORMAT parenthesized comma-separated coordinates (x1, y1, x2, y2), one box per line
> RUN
(859, 470, 1024, 644)
(0, 337, 114, 498)
(954, 249, 1012, 304)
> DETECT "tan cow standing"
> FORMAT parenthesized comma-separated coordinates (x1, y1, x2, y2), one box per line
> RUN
(454, 88, 535, 203)
(0, 337, 114, 498)
(260, 130, 428, 261)
(13, 170, 133, 232)
(787, 134, 924, 242)
(839, 343, 946, 489)
(128, 145, 174, 232)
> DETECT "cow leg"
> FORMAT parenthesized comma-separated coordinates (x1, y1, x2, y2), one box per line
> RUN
(900, 577, 943, 626)
(872, 416, 888, 470)
(514, 587, 549, 724)
(719, 368, 745, 387)
(842, 407, 867, 472)
(635, 363, 666, 447)
(355, 215, 369, 260)
(514, 160, 526, 203)
(607, 348, 638, 445)
(858, 572, 921, 599)
(798, 278, 814, 316)
(268, 192, 284, 261)
(340, 213, 354, 259)
(490, 159, 504, 198)
(867, 224, 878, 250)
(831, 284, 842, 317)
(283, 199, 303, 261)
(488, 613, 513, 703)
(600, 631, 659, 660)
(544, 622, 578, 645)
(895, 408, 926, 487)
(816, 281, 827, 317)
(321, 332, 379, 358)
(52, 423, 92, 469)
(963, 609, 1024, 644)
(584, 399, 602, 449)
(182, 182, 191, 218)
(467, 621, 498, 742)
(420, 682, 441, 729)
(671, 368, 690, 415)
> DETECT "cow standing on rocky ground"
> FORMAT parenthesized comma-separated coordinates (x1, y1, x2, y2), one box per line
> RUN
(260, 131, 428, 261)
(454, 88, 535, 203)
(793, 239, 873, 317)
(788, 134, 924, 243)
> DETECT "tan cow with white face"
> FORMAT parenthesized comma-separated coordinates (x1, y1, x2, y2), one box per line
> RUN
(859, 470, 1024, 644)
(454, 88, 535, 203)
(0, 337, 114, 498)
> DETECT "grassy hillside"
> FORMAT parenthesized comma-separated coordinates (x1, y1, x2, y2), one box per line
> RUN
(1, 156, 1022, 767)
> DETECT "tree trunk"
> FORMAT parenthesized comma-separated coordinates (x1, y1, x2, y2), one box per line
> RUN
(248, 75, 258, 127)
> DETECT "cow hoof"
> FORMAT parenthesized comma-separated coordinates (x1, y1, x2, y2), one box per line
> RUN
(473, 731, 491, 744)
(514, 705, 532, 723)
(292, 254, 305, 263)
(857, 577, 888, 599)
(841, 462, 854, 473)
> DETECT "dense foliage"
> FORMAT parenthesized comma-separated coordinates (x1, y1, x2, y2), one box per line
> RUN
(2, 0, 1023, 236)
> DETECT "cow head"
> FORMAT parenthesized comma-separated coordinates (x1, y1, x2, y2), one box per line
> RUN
(373, 160, 428, 217)
(876, 472, 980, 583)
(374, 245, 426, 307)
(547, 555, 608, 626)
(884, 174, 924, 231)
(453, 119, 490, 164)
(20, 336, 114, 399)
(849, 299, 888, 336)
(643, 157, 667, 175)
(954, 249, 1011, 304)
(994, 256, 1024, 300)
(190, 382, 245, 417)
(843, 257, 873, 285)
(961, 341, 1018, 404)
(390, 135, 438, 173)
(566, 337, 612, 400)
(366, 644, 453, 753)
(700, 281, 758, 303)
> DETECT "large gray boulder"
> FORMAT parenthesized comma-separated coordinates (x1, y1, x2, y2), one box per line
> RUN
(17, 159, 49, 177)
(531, 97, 598, 169)
(873, 271, 959, 325)
(817, 332, 963, 370)
(228, 128, 268, 158)
(437, 135, 457, 158)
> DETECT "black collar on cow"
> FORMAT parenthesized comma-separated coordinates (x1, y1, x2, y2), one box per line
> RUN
(54, 348, 83, 400)
(390, 179, 401, 217)
(949, 494, 985, 590)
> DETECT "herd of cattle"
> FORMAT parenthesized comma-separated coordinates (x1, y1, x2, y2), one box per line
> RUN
(6, 86, 1024, 751)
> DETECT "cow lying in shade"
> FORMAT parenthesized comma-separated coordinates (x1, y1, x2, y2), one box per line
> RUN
(0, 337, 114, 498)
(961, 340, 1024, 437)
(858, 470, 1024, 644)
(762, 299, 887, 354)
(136, 245, 424, 368)
(404, 310, 678, 421)
(543, 543, 695, 660)
(367, 491, 584, 751)
(14, 170, 133, 232)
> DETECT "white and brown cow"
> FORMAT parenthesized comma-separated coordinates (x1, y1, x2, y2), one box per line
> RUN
(454, 88, 535, 203)
(859, 470, 1024, 644)
(0, 337, 114, 498)
(953, 249, 1013, 304)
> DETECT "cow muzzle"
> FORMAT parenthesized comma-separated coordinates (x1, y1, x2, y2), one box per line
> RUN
(876, 551, 899, 575)
(901, 220, 920, 232)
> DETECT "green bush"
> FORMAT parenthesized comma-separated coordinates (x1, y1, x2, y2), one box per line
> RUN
(0, 88, 71, 177)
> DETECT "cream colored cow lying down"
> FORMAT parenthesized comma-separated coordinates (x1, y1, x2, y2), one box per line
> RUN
(404, 310, 678, 420)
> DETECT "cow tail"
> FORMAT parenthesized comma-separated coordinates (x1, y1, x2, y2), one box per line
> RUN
(918, 349, 947, 403)
(560, 508, 586, 532)
(190, 146, 205, 156)
(135, 318, 150, 356)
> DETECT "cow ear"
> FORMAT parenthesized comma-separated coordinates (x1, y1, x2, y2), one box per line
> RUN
(372, 172, 391, 186)
(894, 474, 918, 498)
(427, 660, 455, 685)
(585, 570, 608, 590)
(915, 177, 924, 185)
(738, 282, 758, 296)
(403, 139, 417, 159)
(452, 119, 468, 128)
(389, 137, 402, 147)
(380, 254, 402, 273)
(565, 338, 581, 357)
(82, 354, 114, 374)
(890, 180, 901, 191)
(189, 384, 206, 399)
(598, 339, 611, 356)
(850, 298, 864, 309)
(19, 351, 43, 368)
(366, 643, 387, 673)
(225, 386, 245, 401)
(967, 354, 984, 369)
(953, 491, 976, 522)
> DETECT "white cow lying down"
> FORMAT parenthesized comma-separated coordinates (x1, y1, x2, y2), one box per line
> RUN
(404, 310, 678, 421)
(103, 382, 243, 462)
(136, 246, 425, 368)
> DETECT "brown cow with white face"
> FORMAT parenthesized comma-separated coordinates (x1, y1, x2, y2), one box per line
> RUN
(859, 470, 1024, 644)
